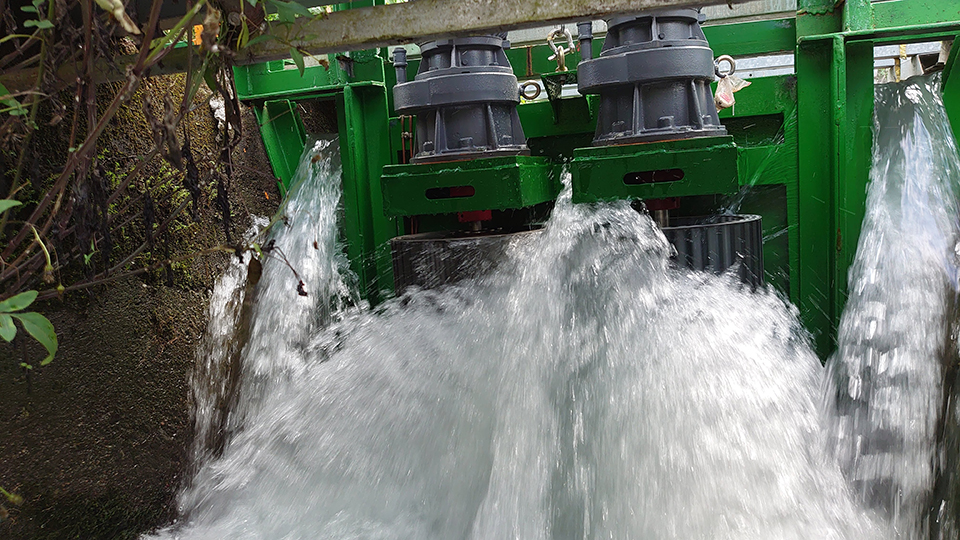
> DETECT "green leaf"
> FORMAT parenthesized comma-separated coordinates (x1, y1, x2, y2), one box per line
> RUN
(245, 0, 257, 6)
(237, 19, 250, 49)
(0, 199, 22, 213)
(0, 486, 23, 506)
(23, 19, 54, 29)
(244, 33, 276, 48)
(20, 362, 32, 370)
(0, 291, 37, 313)
(281, 0, 313, 18)
(203, 64, 219, 94)
(268, 0, 312, 23)
(20, 5, 37, 13)
(11, 312, 57, 365)
(0, 314, 15, 342)
(275, 5, 295, 24)
(1, 82, 26, 118)
(290, 47, 305, 76)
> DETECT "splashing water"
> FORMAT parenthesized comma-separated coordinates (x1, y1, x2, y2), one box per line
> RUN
(189, 217, 266, 463)
(148, 77, 960, 540)
(221, 136, 361, 434)
(723, 107, 799, 216)
(825, 74, 960, 538)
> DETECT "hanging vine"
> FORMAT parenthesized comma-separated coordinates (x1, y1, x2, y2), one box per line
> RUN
(0, 0, 320, 367)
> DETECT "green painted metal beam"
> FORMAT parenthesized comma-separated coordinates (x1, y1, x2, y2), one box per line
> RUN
(381, 156, 556, 217)
(795, 37, 838, 357)
(871, 0, 960, 31)
(943, 36, 960, 143)
(234, 49, 385, 101)
(797, 0, 842, 36)
(704, 18, 797, 56)
(235, 57, 347, 101)
(795, 31, 875, 357)
(253, 99, 307, 194)
(571, 137, 739, 203)
(337, 84, 400, 302)
(843, 0, 872, 32)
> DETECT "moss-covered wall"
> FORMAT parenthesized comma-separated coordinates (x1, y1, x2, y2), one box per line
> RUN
(0, 75, 280, 539)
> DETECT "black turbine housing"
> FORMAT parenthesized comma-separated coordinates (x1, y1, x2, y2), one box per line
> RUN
(578, 8, 727, 145)
(389, 214, 763, 293)
(662, 214, 764, 288)
(393, 35, 528, 163)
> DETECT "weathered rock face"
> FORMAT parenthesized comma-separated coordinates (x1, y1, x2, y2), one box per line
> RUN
(0, 76, 279, 539)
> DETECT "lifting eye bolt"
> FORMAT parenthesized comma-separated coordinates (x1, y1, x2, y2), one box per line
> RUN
(547, 27, 575, 72)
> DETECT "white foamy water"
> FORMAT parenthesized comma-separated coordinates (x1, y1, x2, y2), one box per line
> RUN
(148, 75, 960, 540)
(824, 75, 960, 538)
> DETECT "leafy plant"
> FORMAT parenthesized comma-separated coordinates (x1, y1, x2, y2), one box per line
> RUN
(0, 82, 28, 117)
(241, 0, 327, 76)
(19, 0, 54, 29)
(0, 485, 24, 523)
(0, 199, 22, 214)
(0, 290, 58, 369)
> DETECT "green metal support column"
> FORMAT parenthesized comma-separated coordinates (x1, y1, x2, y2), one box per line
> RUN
(337, 84, 399, 302)
(254, 100, 307, 194)
(834, 39, 875, 324)
(944, 35, 960, 142)
(796, 34, 874, 357)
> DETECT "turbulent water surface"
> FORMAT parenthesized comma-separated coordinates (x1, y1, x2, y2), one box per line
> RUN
(149, 76, 960, 540)
(825, 75, 960, 538)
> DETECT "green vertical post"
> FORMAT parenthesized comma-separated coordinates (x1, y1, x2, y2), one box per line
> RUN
(834, 39, 875, 328)
(337, 84, 399, 302)
(796, 30, 875, 358)
(796, 37, 838, 356)
(944, 35, 960, 142)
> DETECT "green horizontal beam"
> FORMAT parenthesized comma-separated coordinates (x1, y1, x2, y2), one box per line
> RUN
(571, 137, 739, 203)
(381, 156, 557, 217)
(703, 18, 797, 57)
(799, 21, 960, 44)
(871, 0, 960, 31)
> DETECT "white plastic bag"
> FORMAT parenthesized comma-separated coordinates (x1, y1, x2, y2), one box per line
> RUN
(715, 75, 751, 111)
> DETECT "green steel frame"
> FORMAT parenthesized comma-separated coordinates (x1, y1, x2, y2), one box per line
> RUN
(237, 0, 960, 358)
(236, 3, 400, 303)
(570, 137, 740, 203)
(796, 0, 960, 355)
(381, 156, 557, 217)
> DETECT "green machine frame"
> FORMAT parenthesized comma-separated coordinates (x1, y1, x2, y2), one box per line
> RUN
(237, 0, 960, 358)
(235, 1, 402, 304)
